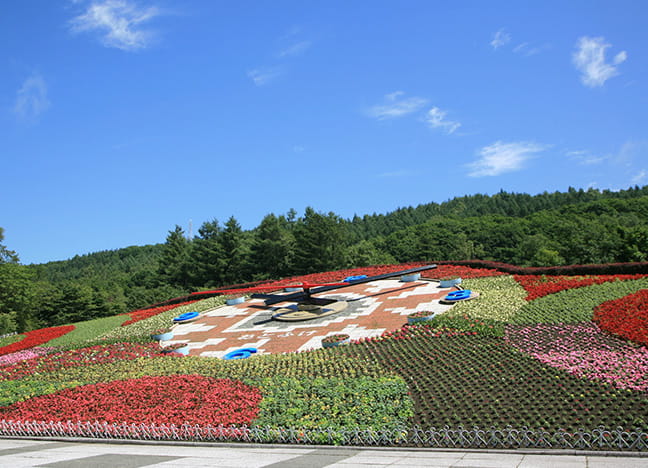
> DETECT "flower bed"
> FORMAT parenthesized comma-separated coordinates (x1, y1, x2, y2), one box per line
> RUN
(196, 263, 503, 297)
(0, 325, 75, 357)
(253, 376, 413, 431)
(0, 347, 55, 367)
(505, 322, 648, 392)
(121, 300, 201, 326)
(511, 278, 648, 324)
(424, 314, 505, 337)
(443, 275, 527, 322)
(515, 274, 647, 301)
(0, 375, 262, 426)
(98, 296, 226, 342)
(46, 315, 128, 349)
(339, 334, 648, 431)
(0, 342, 164, 381)
(594, 290, 648, 346)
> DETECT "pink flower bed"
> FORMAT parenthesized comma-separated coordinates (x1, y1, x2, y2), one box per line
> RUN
(0, 347, 55, 367)
(505, 322, 648, 392)
(0, 375, 262, 426)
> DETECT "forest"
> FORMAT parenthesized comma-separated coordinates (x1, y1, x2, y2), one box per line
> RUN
(1, 185, 648, 334)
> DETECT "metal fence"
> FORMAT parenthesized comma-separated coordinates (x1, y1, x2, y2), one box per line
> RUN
(1, 420, 646, 451)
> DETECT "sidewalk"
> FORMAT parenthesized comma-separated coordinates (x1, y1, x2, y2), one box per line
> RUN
(1, 438, 646, 467)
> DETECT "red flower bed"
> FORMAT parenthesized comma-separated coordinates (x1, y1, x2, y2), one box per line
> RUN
(277, 263, 502, 286)
(0, 342, 166, 381)
(197, 263, 503, 297)
(0, 325, 75, 357)
(514, 274, 646, 301)
(121, 300, 201, 326)
(594, 290, 648, 347)
(0, 375, 262, 426)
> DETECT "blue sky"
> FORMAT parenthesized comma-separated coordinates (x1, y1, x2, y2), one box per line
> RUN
(2, 1, 647, 264)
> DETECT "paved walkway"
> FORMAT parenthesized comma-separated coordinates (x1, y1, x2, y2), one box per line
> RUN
(1, 439, 646, 467)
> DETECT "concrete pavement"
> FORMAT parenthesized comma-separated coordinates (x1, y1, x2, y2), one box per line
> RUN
(0, 438, 646, 467)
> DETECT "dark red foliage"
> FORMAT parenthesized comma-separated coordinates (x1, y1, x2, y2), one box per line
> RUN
(0, 325, 75, 357)
(594, 290, 648, 346)
(514, 274, 646, 301)
(0, 375, 262, 426)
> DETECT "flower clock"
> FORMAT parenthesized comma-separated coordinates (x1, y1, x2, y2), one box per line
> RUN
(0, 375, 262, 426)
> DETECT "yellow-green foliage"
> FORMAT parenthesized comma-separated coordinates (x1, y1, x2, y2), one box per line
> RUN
(98, 296, 227, 341)
(0, 334, 22, 348)
(445, 275, 527, 322)
(0, 380, 83, 407)
(254, 376, 413, 430)
(47, 315, 128, 349)
(42, 349, 388, 385)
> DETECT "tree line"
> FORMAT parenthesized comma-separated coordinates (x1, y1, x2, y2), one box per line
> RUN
(2, 185, 648, 334)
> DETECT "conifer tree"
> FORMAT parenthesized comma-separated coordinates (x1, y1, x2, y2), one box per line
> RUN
(191, 220, 225, 287)
(158, 225, 192, 288)
(293, 207, 346, 274)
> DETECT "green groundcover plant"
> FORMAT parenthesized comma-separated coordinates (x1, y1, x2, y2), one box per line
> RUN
(337, 334, 648, 432)
(511, 278, 648, 324)
(97, 296, 226, 343)
(46, 315, 128, 349)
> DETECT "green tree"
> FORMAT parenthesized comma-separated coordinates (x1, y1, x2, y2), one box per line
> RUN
(191, 219, 225, 287)
(0, 264, 34, 333)
(158, 225, 192, 288)
(249, 213, 295, 279)
(43, 283, 115, 325)
(345, 239, 395, 267)
(293, 208, 347, 274)
(0, 227, 19, 264)
(220, 216, 247, 285)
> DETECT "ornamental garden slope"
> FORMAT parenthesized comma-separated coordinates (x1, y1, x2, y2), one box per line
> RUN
(0, 262, 647, 448)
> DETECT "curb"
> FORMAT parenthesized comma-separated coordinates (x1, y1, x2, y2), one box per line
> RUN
(1, 436, 647, 457)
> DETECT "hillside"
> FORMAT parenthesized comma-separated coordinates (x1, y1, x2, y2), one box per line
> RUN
(2, 186, 648, 335)
(0, 261, 646, 450)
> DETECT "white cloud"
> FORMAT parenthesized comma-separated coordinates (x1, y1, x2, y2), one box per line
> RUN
(247, 68, 281, 86)
(572, 36, 627, 88)
(468, 141, 546, 177)
(632, 169, 647, 185)
(490, 29, 511, 50)
(613, 50, 627, 65)
(512, 42, 548, 57)
(566, 150, 605, 165)
(425, 107, 461, 134)
(366, 92, 428, 120)
(69, 0, 160, 51)
(278, 40, 311, 58)
(14, 73, 50, 122)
